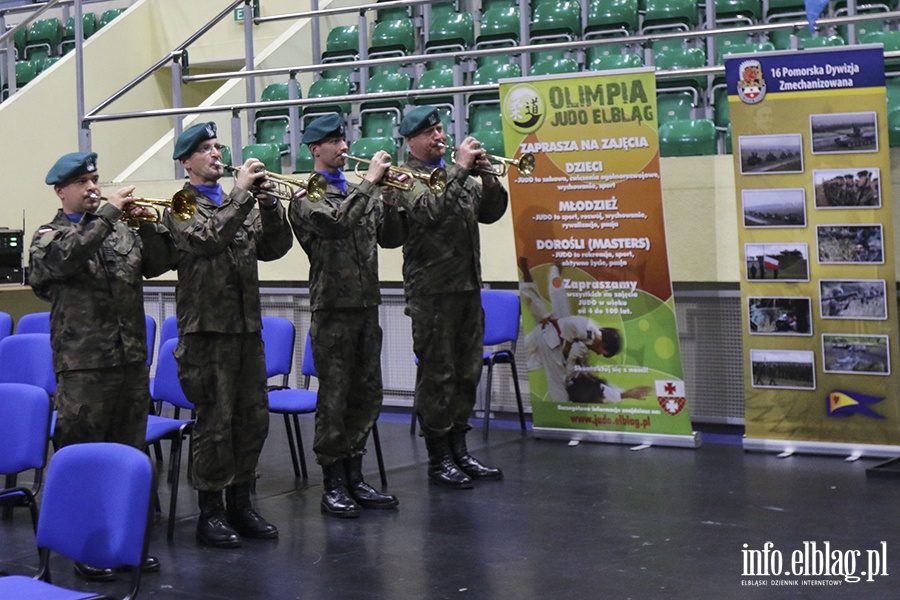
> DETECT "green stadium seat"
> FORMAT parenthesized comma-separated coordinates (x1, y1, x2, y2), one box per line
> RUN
(529, 55, 580, 76)
(654, 46, 707, 92)
(369, 19, 416, 57)
(715, 0, 762, 23)
(476, 6, 520, 46)
(361, 111, 400, 139)
(98, 8, 126, 29)
(659, 119, 717, 157)
(325, 25, 359, 54)
(302, 78, 352, 126)
(656, 91, 695, 125)
(586, 0, 639, 37)
(294, 145, 315, 173)
(838, 18, 885, 42)
(584, 43, 631, 66)
(470, 129, 506, 157)
(414, 67, 456, 125)
(889, 108, 900, 147)
(255, 83, 297, 152)
(713, 29, 752, 63)
(375, 0, 411, 23)
(243, 143, 282, 175)
(362, 71, 411, 110)
(764, 0, 806, 22)
(60, 13, 97, 55)
(719, 40, 775, 63)
(641, 0, 699, 34)
(35, 56, 59, 74)
(531, 0, 582, 39)
(481, 0, 517, 12)
(587, 52, 642, 71)
(360, 71, 409, 139)
(724, 123, 733, 154)
(801, 35, 847, 48)
(348, 137, 398, 170)
(1, 60, 39, 99)
(12, 27, 26, 60)
(220, 146, 234, 177)
(470, 61, 521, 105)
(469, 103, 503, 134)
(426, 11, 474, 51)
(25, 18, 61, 60)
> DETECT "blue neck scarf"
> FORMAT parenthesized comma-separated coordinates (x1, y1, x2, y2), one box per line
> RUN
(195, 183, 223, 205)
(319, 170, 347, 195)
(422, 157, 446, 169)
(66, 212, 83, 223)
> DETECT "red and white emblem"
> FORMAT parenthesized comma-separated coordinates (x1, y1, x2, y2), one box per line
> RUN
(655, 380, 686, 416)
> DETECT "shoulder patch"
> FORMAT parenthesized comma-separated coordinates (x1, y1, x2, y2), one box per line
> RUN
(293, 188, 308, 200)
(37, 227, 55, 235)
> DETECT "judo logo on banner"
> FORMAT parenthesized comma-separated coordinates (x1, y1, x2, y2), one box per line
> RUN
(503, 84, 545, 134)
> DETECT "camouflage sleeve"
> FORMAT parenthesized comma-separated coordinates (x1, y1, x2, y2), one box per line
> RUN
(28, 203, 120, 290)
(136, 221, 177, 278)
(163, 187, 255, 257)
(395, 164, 470, 227)
(255, 201, 293, 261)
(299, 180, 376, 239)
(377, 202, 407, 249)
(476, 176, 509, 225)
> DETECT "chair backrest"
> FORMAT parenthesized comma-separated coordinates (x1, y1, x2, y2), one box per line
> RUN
(326, 24, 359, 53)
(481, 289, 521, 346)
(36, 442, 154, 570)
(349, 137, 398, 166)
(15, 311, 50, 334)
(145, 314, 156, 367)
(301, 330, 317, 378)
(0, 383, 51, 476)
(261, 316, 296, 378)
(0, 311, 12, 341)
(0, 333, 56, 395)
(160, 315, 178, 347)
(154, 339, 194, 411)
(243, 143, 282, 174)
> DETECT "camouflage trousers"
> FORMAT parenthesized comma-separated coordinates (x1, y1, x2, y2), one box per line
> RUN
(174, 332, 269, 491)
(407, 290, 484, 438)
(54, 362, 150, 450)
(310, 307, 384, 466)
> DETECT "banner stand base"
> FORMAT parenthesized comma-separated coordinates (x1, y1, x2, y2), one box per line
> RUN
(533, 427, 701, 449)
(743, 437, 900, 460)
(867, 457, 900, 479)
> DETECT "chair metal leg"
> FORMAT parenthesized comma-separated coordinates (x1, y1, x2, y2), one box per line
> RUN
(483, 360, 494, 440)
(292, 414, 308, 479)
(282, 414, 301, 478)
(409, 403, 417, 435)
(509, 358, 527, 432)
(167, 432, 185, 541)
(372, 422, 387, 488)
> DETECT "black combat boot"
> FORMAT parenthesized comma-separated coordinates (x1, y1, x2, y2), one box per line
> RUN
(197, 490, 241, 548)
(424, 435, 474, 489)
(321, 462, 361, 518)
(345, 455, 399, 509)
(448, 430, 503, 480)
(225, 481, 279, 539)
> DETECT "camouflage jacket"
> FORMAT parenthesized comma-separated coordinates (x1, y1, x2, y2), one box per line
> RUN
(395, 156, 508, 298)
(288, 178, 406, 311)
(163, 183, 293, 334)
(29, 203, 176, 373)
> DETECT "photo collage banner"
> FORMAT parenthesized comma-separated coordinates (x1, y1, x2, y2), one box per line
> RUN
(499, 69, 697, 445)
(726, 46, 900, 448)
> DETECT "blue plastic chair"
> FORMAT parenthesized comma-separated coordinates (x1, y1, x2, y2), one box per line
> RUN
(263, 316, 387, 486)
(0, 442, 155, 599)
(0, 333, 56, 396)
(15, 311, 50, 334)
(145, 314, 156, 367)
(147, 337, 195, 540)
(150, 315, 178, 400)
(0, 383, 52, 532)
(0, 311, 12, 342)
(480, 289, 526, 439)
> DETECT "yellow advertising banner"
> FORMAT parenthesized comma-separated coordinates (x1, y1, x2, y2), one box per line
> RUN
(727, 46, 900, 453)
(499, 70, 697, 446)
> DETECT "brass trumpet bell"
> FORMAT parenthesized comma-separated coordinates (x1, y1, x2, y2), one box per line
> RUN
(128, 189, 197, 222)
(450, 146, 536, 177)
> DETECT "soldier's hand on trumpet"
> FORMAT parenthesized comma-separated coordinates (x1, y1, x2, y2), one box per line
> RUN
(362, 150, 393, 185)
(110, 186, 158, 221)
(455, 137, 498, 184)
(233, 158, 277, 207)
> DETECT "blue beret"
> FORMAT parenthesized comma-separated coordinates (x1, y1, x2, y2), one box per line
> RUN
(399, 105, 441, 137)
(173, 121, 217, 160)
(302, 113, 345, 145)
(45, 152, 98, 185)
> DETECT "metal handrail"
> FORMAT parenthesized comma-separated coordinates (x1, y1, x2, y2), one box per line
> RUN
(254, 0, 449, 24)
(0, 0, 63, 47)
(85, 0, 243, 117)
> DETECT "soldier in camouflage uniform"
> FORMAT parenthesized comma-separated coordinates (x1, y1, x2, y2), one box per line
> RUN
(288, 113, 406, 518)
(166, 122, 292, 548)
(29, 151, 175, 581)
(394, 106, 509, 489)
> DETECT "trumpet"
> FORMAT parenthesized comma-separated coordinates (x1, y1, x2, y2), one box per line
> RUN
(443, 143, 536, 177)
(215, 161, 327, 202)
(90, 190, 197, 223)
(342, 153, 447, 195)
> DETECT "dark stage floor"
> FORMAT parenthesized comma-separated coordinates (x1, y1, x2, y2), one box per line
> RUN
(2, 413, 900, 599)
